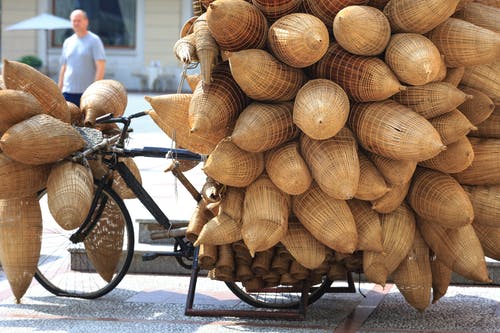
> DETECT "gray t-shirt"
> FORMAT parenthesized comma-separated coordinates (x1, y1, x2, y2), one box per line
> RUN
(60, 31, 105, 93)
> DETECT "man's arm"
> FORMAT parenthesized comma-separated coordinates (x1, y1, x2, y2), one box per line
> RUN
(95, 59, 106, 81)
(58, 63, 67, 90)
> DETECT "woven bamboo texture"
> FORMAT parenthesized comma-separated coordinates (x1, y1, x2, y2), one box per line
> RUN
(392, 82, 470, 119)
(214, 244, 235, 280)
(0, 195, 42, 303)
(235, 261, 253, 282)
(206, 0, 268, 52)
(193, 14, 219, 83)
(346, 198, 384, 252)
(367, 152, 416, 185)
(47, 161, 94, 230)
(472, 223, 500, 260)
(453, 3, 500, 32)
(270, 246, 292, 274)
(198, 243, 217, 270)
(333, 5, 390, 56)
(203, 138, 265, 187)
(111, 157, 142, 199)
(462, 184, 500, 228)
(456, 0, 475, 9)
(383, 0, 460, 34)
(2, 59, 70, 123)
(354, 150, 389, 201)
(67, 101, 83, 126)
(349, 100, 445, 161)
(417, 219, 491, 283)
(384, 33, 442, 86)
(309, 43, 405, 102)
(227, 49, 305, 102)
(265, 141, 312, 195)
(429, 109, 477, 145)
(300, 128, 360, 200)
(434, 55, 448, 83)
(293, 79, 350, 140)
(0, 90, 42, 134)
(427, 18, 500, 68)
(185, 74, 201, 92)
(367, 0, 389, 10)
(289, 260, 310, 281)
(292, 181, 358, 254)
(0, 153, 51, 199)
(251, 0, 302, 21)
(231, 102, 298, 153)
(453, 137, 500, 185)
(418, 136, 474, 173)
(474, 0, 500, 7)
(443, 67, 465, 87)
(430, 254, 452, 304)
(392, 229, 432, 312)
(471, 106, 500, 138)
(267, 13, 329, 68)
(362, 203, 416, 286)
(457, 86, 495, 125)
(186, 199, 215, 242)
(173, 34, 198, 64)
(371, 180, 411, 214)
(302, 0, 369, 26)
(241, 174, 290, 255)
(232, 240, 253, 265)
(461, 62, 500, 105)
(251, 248, 274, 276)
(81, 79, 127, 127)
(0, 114, 85, 165)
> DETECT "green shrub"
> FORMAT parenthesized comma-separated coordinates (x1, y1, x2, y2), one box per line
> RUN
(18, 55, 43, 69)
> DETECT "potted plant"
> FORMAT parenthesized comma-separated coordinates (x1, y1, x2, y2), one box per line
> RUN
(17, 55, 43, 70)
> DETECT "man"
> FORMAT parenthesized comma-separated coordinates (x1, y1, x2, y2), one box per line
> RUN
(58, 9, 106, 107)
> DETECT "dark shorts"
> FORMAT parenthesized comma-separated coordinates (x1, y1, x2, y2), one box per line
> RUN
(63, 92, 83, 107)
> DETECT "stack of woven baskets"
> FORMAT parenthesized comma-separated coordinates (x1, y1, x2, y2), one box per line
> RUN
(147, 0, 500, 312)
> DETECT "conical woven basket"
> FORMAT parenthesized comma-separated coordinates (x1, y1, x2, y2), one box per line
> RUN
(0, 153, 51, 199)
(0, 195, 42, 303)
(454, 2, 500, 32)
(252, 0, 302, 21)
(472, 223, 500, 260)
(2, 59, 70, 123)
(346, 198, 384, 252)
(111, 157, 142, 199)
(67, 101, 83, 126)
(215, 244, 235, 277)
(355, 150, 389, 201)
(203, 138, 265, 187)
(0, 114, 85, 165)
(371, 180, 411, 214)
(392, 82, 470, 119)
(429, 109, 477, 145)
(193, 13, 219, 83)
(453, 137, 500, 185)
(461, 62, 500, 105)
(333, 5, 391, 56)
(267, 13, 329, 68)
(384, 33, 442, 86)
(81, 79, 127, 127)
(218, 186, 245, 220)
(185, 74, 202, 92)
(456, 0, 475, 10)
(206, 0, 268, 51)
(471, 106, 500, 138)
(308, 43, 405, 102)
(349, 100, 445, 161)
(0, 90, 42, 134)
(227, 49, 305, 102)
(427, 18, 500, 68)
(293, 79, 350, 140)
(300, 128, 359, 200)
(47, 161, 94, 230)
(173, 34, 199, 65)
(251, 248, 274, 276)
(292, 181, 357, 254)
(443, 67, 465, 87)
(430, 254, 452, 304)
(418, 136, 474, 173)
(302, 0, 370, 26)
(186, 199, 215, 242)
(383, 0, 460, 34)
(363, 203, 416, 286)
(367, 152, 416, 185)
(408, 168, 474, 228)
(457, 86, 495, 126)
(434, 55, 447, 83)
(198, 243, 218, 270)
(463, 184, 500, 228)
(231, 102, 297, 153)
(418, 218, 491, 283)
(265, 141, 312, 195)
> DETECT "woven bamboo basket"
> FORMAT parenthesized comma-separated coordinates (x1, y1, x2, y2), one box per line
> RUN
(333, 5, 391, 56)
(173, 33, 198, 65)
(198, 243, 218, 270)
(251, 248, 274, 276)
(193, 14, 219, 84)
(186, 199, 215, 242)
(427, 18, 500, 68)
(363, 202, 416, 287)
(346, 198, 384, 252)
(384, 33, 442, 86)
(418, 218, 491, 283)
(453, 137, 500, 185)
(443, 67, 465, 87)
(461, 62, 500, 105)
(213, 244, 235, 281)
(267, 13, 329, 68)
(185, 74, 202, 92)
(300, 128, 359, 200)
(67, 101, 83, 126)
(233, 240, 253, 265)
(0, 90, 42, 134)
(327, 262, 348, 281)
(309, 43, 405, 102)
(456, 0, 475, 9)
(418, 136, 474, 174)
(289, 260, 310, 281)
(189, 62, 248, 135)
(180, 15, 198, 37)
(408, 167, 474, 228)
(371, 180, 411, 214)
(0, 196, 42, 303)
(453, 3, 500, 32)
(472, 223, 500, 260)
(367, 0, 389, 9)
(280, 216, 326, 270)
(434, 55, 448, 83)
(243, 277, 265, 291)
(271, 251, 291, 274)
(47, 161, 94, 230)
(252, 0, 302, 21)
(81, 79, 127, 127)
(262, 271, 281, 287)
(227, 49, 305, 102)
(293, 79, 350, 140)
(392, 82, 471, 119)
(2, 59, 70, 123)
(392, 229, 432, 312)
(430, 254, 452, 304)
(83, 197, 125, 282)
(462, 184, 500, 228)
(474, 0, 500, 7)
(457, 86, 495, 125)
(236, 262, 254, 282)
(471, 106, 500, 138)
(111, 157, 142, 199)
(355, 150, 389, 201)
(241, 174, 290, 256)
(265, 141, 312, 195)
(0, 114, 85, 165)
(206, 0, 268, 52)
(292, 181, 357, 254)
(349, 100, 445, 161)
(302, 0, 369, 26)
(429, 109, 477, 145)
(367, 152, 416, 185)
(383, 0, 460, 34)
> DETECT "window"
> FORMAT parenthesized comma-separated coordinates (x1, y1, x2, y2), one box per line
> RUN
(53, 0, 136, 48)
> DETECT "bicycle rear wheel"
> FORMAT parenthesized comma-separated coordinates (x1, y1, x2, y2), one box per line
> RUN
(35, 185, 134, 299)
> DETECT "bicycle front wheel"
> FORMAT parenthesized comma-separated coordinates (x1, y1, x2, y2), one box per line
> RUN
(35, 185, 134, 299)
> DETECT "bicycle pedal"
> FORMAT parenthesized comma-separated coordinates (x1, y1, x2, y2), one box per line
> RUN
(142, 252, 159, 261)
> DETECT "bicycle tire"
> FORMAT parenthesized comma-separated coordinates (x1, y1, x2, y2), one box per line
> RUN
(35, 184, 135, 299)
(225, 277, 332, 309)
